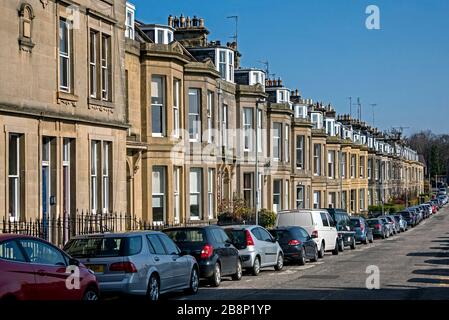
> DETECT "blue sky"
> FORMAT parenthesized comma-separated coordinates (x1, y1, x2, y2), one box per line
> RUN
(131, 0, 449, 135)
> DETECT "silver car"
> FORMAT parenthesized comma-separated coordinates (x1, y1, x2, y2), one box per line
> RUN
(223, 225, 284, 276)
(63, 231, 199, 301)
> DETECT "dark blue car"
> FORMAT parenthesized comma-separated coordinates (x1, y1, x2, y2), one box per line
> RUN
(350, 216, 374, 244)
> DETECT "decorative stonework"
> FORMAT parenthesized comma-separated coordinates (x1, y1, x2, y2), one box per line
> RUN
(40, 0, 48, 9)
(88, 104, 114, 114)
(18, 3, 35, 52)
(58, 98, 77, 108)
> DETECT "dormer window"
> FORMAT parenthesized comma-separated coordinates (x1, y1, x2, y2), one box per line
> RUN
(294, 105, 307, 118)
(143, 26, 174, 44)
(125, 2, 135, 40)
(325, 119, 335, 136)
(216, 48, 234, 82)
(277, 89, 290, 103)
(251, 71, 265, 86)
(311, 113, 323, 129)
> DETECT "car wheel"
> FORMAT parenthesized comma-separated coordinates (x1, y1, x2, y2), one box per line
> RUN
(210, 263, 221, 287)
(318, 242, 325, 258)
(350, 237, 356, 250)
(147, 274, 160, 301)
(369, 235, 374, 243)
(298, 248, 306, 266)
(363, 237, 368, 245)
(231, 259, 243, 281)
(310, 246, 319, 262)
(381, 231, 385, 239)
(82, 287, 99, 301)
(332, 241, 339, 255)
(338, 238, 344, 252)
(274, 253, 284, 271)
(185, 267, 199, 294)
(252, 257, 261, 276)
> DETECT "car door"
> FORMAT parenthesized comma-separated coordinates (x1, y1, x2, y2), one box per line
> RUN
(319, 212, 331, 250)
(258, 227, 278, 265)
(218, 228, 239, 275)
(210, 228, 230, 274)
(298, 228, 313, 257)
(250, 228, 267, 266)
(326, 213, 337, 249)
(0, 239, 37, 300)
(146, 234, 173, 291)
(18, 239, 73, 300)
(158, 234, 189, 289)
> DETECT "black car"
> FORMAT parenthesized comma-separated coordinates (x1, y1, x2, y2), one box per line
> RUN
(269, 226, 318, 265)
(163, 226, 242, 287)
(325, 208, 356, 251)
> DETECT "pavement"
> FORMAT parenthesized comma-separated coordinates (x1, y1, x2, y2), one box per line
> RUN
(172, 206, 449, 300)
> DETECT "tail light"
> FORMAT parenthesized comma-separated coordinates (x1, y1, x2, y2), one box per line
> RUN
(200, 244, 214, 259)
(109, 261, 137, 273)
(246, 230, 255, 246)
(360, 225, 365, 231)
(375, 224, 381, 230)
(311, 230, 319, 238)
(288, 239, 301, 246)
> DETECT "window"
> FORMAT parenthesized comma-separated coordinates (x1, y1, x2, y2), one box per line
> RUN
(360, 189, 365, 211)
(173, 79, 181, 138)
(257, 109, 262, 153)
(341, 191, 347, 210)
(89, 29, 112, 101)
(273, 123, 282, 161)
(273, 179, 282, 213)
(190, 168, 202, 220)
(360, 156, 365, 178)
(147, 234, 166, 255)
(208, 168, 215, 219)
(217, 49, 234, 82)
(19, 239, 66, 266)
(313, 144, 321, 176)
(158, 234, 180, 255)
(89, 31, 98, 98)
(320, 212, 329, 227)
(207, 91, 214, 143)
(228, 51, 234, 82)
(368, 159, 372, 180)
(243, 173, 253, 208)
(42, 137, 56, 224)
(243, 108, 253, 151)
(328, 151, 335, 179)
(350, 155, 356, 178)
(285, 180, 290, 210)
(152, 167, 166, 223)
(313, 191, 321, 209)
(222, 104, 228, 147)
(284, 125, 290, 162)
(62, 138, 75, 218)
(188, 89, 201, 141)
(328, 192, 336, 208)
(219, 50, 226, 79)
(0, 240, 26, 262)
(174, 167, 181, 223)
(350, 190, 356, 213)
(90, 140, 112, 214)
(101, 34, 111, 101)
(8, 134, 22, 221)
(296, 185, 304, 209)
(102, 142, 112, 213)
(59, 18, 72, 92)
(296, 135, 304, 169)
(152, 76, 165, 136)
(125, 3, 135, 40)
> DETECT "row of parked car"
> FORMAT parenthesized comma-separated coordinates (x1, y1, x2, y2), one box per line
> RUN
(1, 194, 447, 301)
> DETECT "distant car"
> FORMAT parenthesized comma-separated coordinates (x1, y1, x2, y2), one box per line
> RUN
(380, 216, 398, 234)
(393, 214, 408, 232)
(276, 209, 339, 258)
(379, 217, 393, 237)
(1, 234, 99, 301)
(64, 231, 199, 301)
(400, 211, 416, 227)
(269, 226, 318, 265)
(163, 226, 242, 287)
(223, 225, 284, 276)
(438, 188, 447, 196)
(367, 218, 389, 239)
(350, 216, 374, 244)
(325, 208, 357, 251)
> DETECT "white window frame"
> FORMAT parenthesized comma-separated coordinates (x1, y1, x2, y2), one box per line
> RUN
(62, 138, 71, 217)
(152, 166, 166, 223)
(208, 168, 215, 219)
(89, 31, 97, 98)
(296, 185, 304, 209)
(189, 168, 202, 220)
(101, 34, 110, 101)
(8, 134, 20, 221)
(222, 104, 228, 147)
(296, 135, 304, 170)
(243, 107, 253, 151)
(313, 144, 321, 176)
(152, 76, 166, 137)
(350, 155, 356, 178)
(313, 191, 320, 209)
(273, 179, 282, 213)
(125, 3, 135, 40)
(284, 125, 289, 162)
(102, 142, 111, 213)
(328, 151, 335, 179)
(257, 109, 262, 153)
(188, 88, 201, 142)
(174, 166, 181, 223)
(173, 79, 181, 138)
(59, 18, 71, 93)
(207, 91, 213, 143)
(90, 141, 99, 214)
(243, 172, 253, 208)
(273, 123, 282, 161)
(284, 180, 290, 210)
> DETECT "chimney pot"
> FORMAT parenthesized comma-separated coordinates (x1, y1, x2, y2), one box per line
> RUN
(186, 16, 191, 27)
(199, 18, 205, 28)
(168, 15, 173, 27)
(180, 14, 185, 27)
(192, 15, 198, 27)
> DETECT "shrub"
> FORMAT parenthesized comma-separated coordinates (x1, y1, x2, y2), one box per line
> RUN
(258, 209, 276, 228)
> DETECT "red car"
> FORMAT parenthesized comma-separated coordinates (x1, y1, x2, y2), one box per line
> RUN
(0, 234, 99, 301)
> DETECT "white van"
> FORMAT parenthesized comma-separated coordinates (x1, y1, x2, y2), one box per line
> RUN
(275, 209, 339, 258)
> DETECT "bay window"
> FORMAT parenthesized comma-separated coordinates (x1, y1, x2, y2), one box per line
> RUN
(151, 76, 165, 136)
(243, 108, 253, 151)
(273, 179, 282, 213)
(190, 168, 202, 220)
(208, 169, 215, 219)
(152, 166, 166, 223)
(273, 123, 282, 161)
(207, 91, 214, 143)
(296, 135, 304, 170)
(189, 89, 201, 141)
(173, 79, 181, 138)
(313, 144, 321, 176)
(284, 125, 290, 162)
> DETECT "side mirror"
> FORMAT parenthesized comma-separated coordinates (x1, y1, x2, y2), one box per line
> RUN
(271, 237, 277, 243)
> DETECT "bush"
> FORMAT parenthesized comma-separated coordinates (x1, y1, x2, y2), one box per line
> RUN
(258, 209, 276, 228)
(217, 197, 253, 224)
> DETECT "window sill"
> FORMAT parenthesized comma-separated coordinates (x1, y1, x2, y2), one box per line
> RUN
(89, 98, 114, 109)
(58, 91, 79, 102)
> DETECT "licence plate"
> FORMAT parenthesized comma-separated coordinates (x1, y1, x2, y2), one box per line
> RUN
(347, 237, 351, 242)
(87, 264, 105, 273)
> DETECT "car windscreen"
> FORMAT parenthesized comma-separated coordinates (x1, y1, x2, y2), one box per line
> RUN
(367, 220, 378, 226)
(64, 236, 142, 258)
(164, 229, 206, 244)
(350, 219, 361, 228)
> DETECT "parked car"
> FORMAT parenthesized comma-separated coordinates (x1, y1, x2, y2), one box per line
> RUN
(276, 209, 339, 258)
(408, 207, 422, 223)
(269, 226, 318, 265)
(393, 214, 408, 232)
(325, 208, 357, 251)
(350, 216, 374, 244)
(163, 226, 242, 287)
(366, 218, 389, 239)
(1, 234, 99, 301)
(379, 217, 393, 237)
(386, 215, 401, 233)
(64, 231, 199, 300)
(223, 225, 284, 276)
(400, 211, 416, 227)
(380, 216, 398, 234)
(438, 187, 447, 196)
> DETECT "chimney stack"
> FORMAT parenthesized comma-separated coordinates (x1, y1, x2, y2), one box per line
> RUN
(199, 18, 205, 28)
(168, 15, 173, 27)
(186, 16, 191, 28)
(180, 14, 185, 27)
